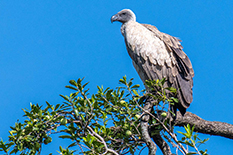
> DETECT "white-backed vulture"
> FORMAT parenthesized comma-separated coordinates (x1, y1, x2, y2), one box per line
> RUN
(111, 9, 194, 115)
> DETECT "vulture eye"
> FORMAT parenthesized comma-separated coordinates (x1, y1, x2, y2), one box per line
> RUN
(122, 12, 126, 15)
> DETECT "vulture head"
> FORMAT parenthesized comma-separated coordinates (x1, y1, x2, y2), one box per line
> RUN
(111, 9, 136, 23)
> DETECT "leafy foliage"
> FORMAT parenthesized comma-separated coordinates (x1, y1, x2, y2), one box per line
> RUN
(0, 77, 208, 155)
(178, 124, 209, 155)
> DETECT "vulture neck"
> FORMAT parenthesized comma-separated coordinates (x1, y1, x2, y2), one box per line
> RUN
(120, 20, 137, 37)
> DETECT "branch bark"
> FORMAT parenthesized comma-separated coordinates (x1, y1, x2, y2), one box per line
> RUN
(152, 134, 172, 155)
(175, 111, 233, 139)
(140, 98, 157, 155)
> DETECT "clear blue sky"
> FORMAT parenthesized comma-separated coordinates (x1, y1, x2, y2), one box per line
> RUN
(0, 1, 233, 154)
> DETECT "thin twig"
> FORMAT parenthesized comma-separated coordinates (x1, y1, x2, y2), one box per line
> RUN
(87, 126, 119, 155)
(138, 145, 147, 155)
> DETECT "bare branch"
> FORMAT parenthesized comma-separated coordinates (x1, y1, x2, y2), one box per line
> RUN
(175, 112, 233, 139)
(152, 134, 172, 155)
(140, 99, 157, 155)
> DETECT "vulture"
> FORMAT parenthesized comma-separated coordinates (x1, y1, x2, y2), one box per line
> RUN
(111, 9, 194, 115)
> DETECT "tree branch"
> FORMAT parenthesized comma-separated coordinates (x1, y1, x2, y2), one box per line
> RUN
(140, 99, 157, 155)
(152, 134, 172, 155)
(175, 111, 233, 139)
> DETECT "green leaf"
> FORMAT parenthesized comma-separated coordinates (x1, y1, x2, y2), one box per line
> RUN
(106, 89, 113, 100)
(170, 97, 179, 103)
(46, 101, 52, 109)
(55, 104, 60, 110)
(160, 78, 166, 85)
(198, 138, 209, 144)
(191, 124, 195, 135)
(81, 115, 85, 121)
(187, 152, 198, 155)
(177, 131, 187, 137)
(97, 85, 103, 92)
(77, 78, 84, 84)
(128, 81, 133, 87)
(123, 75, 127, 82)
(69, 80, 77, 86)
(119, 79, 126, 84)
(200, 149, 208, 155)
(132, 89, 139, 97)
(74, 109, 79, 116)
(65, 85, 78, 91)
(83, 82, 89, 88)
(165, 87, 177, 93)
(131, 84, 140, 89)
(68, 142, 77, 148)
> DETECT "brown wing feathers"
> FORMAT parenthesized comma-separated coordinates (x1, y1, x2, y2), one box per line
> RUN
(142, 24, 194, 114)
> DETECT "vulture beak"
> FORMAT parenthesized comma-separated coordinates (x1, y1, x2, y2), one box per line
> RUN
(111, 14, 119, 23)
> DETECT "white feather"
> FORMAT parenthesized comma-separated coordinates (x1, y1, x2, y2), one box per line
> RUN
(122, 21, 171, 67)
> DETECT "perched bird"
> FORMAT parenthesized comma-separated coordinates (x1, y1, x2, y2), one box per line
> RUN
(111, 9, 194, 115)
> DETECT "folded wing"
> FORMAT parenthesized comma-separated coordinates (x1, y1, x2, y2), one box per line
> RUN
(124, 23, 194, 115)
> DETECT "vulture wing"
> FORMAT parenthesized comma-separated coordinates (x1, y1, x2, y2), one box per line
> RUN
(142, 24, 194, 112)
(124, 22, 194, 115)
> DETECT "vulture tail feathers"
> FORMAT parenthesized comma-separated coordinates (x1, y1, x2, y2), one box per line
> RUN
(172, 47, 194, 78)
(177, 74, 193, 107)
